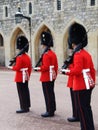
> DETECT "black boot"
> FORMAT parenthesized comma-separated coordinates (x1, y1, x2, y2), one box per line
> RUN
(67, 117, 79, 122)
(16, 108, 29, 113)
(41, 112, 54, 117)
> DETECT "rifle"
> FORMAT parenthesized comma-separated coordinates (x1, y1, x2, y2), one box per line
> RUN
(9, 44, 29, 66)
(62, 43, 82, 69)
(35, 46, 49, 67)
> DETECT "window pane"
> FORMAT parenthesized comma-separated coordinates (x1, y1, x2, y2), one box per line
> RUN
(57, 0, 61, 10)
(91, 0, 95, 6)
(29, 2, 32, 14)
(5, 6, 8, 17)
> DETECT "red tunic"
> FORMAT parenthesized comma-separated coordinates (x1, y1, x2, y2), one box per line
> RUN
(66, 49, 96, 91)
(67, 64, 73, 88)
(12, 53, 32, 82)
(40, 50, 58, 82)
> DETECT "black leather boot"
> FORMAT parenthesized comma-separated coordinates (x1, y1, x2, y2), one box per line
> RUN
(67, 117, 79, 122)
(16, 108, 29, 113)
(41, 112, 54, 117)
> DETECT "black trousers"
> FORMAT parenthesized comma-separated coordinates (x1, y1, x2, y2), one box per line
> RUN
(70, 88, 79, 119)
(42, 81, 56, 113)
(16, 81, 31, 110)
(74, 89, 95, 130)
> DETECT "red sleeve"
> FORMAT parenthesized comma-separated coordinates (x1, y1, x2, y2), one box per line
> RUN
(90, 56, 96, 82)
(67, 53, 83, 76)
(12, 56, 22, 71)
(40, 54, 50, 71)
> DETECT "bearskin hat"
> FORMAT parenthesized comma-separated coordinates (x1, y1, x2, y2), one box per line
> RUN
(68, 22, 88, 49)
(16, 35, 29, 52)
(41, 31, 53, 47)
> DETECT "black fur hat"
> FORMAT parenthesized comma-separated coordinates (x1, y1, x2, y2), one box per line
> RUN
(68, 22, 88, 49)
(41, 31, 53, 47)
(16, 36, 29, 52)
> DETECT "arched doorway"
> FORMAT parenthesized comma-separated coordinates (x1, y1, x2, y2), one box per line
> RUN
(63, 31, 69, 61)
(0, 34, 5, 66)
(10, 27, 24, 59)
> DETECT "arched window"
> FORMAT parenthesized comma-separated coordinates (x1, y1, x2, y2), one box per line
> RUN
(29, 2, 32, 14)
(87, 0, 97, 7)
(91, 0, 95, 6)
(0, 35, 3, 46)
(57, 0, 61, 10)
(5, 6, 8, 17)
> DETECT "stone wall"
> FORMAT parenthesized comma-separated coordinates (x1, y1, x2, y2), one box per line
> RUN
(0, 0, 98, 69)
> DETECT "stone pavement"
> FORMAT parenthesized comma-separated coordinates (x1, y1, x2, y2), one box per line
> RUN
(0, 69, 98, 130)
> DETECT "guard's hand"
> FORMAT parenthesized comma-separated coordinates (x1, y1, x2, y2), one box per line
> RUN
(60, 69, 70, 74)
(7, 66, 13, 69)
(33, 67, 41, 71)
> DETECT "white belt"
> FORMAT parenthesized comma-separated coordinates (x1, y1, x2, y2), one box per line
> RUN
(49, 66, 54, 81)
(82, 69, 90, 90)
(20, 68, 28, 83)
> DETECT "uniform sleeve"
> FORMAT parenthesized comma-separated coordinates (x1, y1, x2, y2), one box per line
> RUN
(12, 56, 22, 71)
(67, 53, 83, 76)
(55, 58, 58, 75)
(40, 54, 50, 71)
(90, 57, 96, 82)
(28, 61, 32, 76)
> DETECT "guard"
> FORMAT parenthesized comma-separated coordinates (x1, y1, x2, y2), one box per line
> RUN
(8, 35, 32, 113)
(34, 31, 58, 117)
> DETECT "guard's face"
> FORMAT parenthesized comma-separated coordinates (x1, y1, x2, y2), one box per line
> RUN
(16, 49, 20, 55)
(72, 43, 78, 50)
(41, 44, 46, 50)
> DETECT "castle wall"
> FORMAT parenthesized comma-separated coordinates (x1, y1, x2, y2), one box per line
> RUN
(0, 0, 98, 70)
